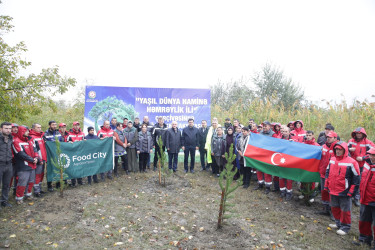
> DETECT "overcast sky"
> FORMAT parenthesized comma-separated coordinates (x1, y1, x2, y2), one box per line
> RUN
(1, 0, 375, 104)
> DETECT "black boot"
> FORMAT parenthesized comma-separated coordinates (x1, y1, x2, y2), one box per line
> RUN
(253, 183, 264, 190)
(265, 187, 271, 194)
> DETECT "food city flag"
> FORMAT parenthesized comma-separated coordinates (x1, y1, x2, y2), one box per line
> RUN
(244, 133, 322, 182)
(46, 138, 114, 182)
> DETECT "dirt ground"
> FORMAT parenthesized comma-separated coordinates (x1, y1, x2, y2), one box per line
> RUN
(0, 164, 366, 249)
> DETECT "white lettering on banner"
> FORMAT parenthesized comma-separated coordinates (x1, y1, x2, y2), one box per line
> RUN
(182, 98, 208, 105)
(159, 98, 181, 105)
(135, 98, 157, 105)
(72, 152, 107, 162)
(146, 106, 185, 113)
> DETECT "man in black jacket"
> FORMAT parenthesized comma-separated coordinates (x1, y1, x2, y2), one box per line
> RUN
(0, 122, 13, 208)
(181, 118, 199, 173)
(198, 120, 209, 170)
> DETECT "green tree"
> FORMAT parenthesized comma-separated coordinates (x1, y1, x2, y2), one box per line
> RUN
(0, 14, 76, 121)
(210, 78, 254, 111)
(88, 96, 138, 131)
(253, 63, 304, 110)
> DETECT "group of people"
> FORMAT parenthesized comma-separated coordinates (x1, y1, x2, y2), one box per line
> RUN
(1, 116, 375, 247)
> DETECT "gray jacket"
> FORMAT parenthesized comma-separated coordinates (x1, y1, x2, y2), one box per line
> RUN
(136, 131, 154, 153)
(124, 127, 138, 149)
(166, 128, 182, 154)
(114, 128, 126, 154)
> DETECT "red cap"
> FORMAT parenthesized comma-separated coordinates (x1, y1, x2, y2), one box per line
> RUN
(11, 123, 19, 127)
(367, 148, 375, 155)
(73, 121, 80, 126)
(327, 131, 337, 138)
(59, 123, 66, 127)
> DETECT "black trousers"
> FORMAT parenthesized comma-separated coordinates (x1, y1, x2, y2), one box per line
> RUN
(139, 153, 150, 172)
(115, 155, 128, 174)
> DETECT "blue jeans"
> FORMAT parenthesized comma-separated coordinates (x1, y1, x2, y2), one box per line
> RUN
(168, 153, 178, 171)
(184, 146, 196, 171)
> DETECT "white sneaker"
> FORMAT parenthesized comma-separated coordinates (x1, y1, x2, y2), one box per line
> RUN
(336, 229, 347, 235)
(329, 224, 338, 229)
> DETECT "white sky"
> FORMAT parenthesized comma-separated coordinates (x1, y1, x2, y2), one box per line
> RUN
(1, 0, 375, 104)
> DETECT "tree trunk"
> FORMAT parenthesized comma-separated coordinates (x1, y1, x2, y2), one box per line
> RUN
(217, 189, 225, 229)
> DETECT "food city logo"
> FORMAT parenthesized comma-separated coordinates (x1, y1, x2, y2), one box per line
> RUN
(58, 152, 107, 168)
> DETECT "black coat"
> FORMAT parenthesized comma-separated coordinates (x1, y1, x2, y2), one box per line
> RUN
(181, 126, 199, 147)
(0, 133, 13, 165)
(198, 127, 209, 149)
(166, 128, 182, 153)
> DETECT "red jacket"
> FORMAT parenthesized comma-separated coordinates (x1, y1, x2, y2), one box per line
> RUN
(303, 138, 319, 146)
(29, 129, 47, 162)
(325, 141, 360, 197)
(360, 161, 375, 206)
(68, 128, 85, 142)
(291, 120, 306, 143)
(319, 141, 336, 178)
(12, 126, 39, 171)
(97, 126, 114, 138)
(348, 127, 374, 168)
(59, 130, 69, 142)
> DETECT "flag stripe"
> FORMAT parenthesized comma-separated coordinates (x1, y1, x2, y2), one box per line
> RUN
(246, 157, 320, 182)
(248, 133, 322, 160)
(245, 144, 320, 172)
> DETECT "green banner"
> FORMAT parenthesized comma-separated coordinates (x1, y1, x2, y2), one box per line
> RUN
(46, 138, 114, 182)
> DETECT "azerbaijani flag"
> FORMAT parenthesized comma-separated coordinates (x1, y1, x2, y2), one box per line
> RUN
(244, 133, 322, 182)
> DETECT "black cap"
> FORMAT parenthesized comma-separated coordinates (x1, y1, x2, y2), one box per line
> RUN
(87, 126, 94, 132)
(127, 121, 133, 124)
(225, 118, 231, 121)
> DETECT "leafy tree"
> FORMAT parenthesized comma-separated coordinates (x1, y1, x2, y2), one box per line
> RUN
(0, 14, 76, 121)
(210, 78, 254, 111)
(51, 137, 68, 198)
(88, 96, 138, 131)
(157, 136, 172, 187)
(253, 63, 304, 109)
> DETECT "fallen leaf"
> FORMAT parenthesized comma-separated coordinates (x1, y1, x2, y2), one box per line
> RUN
(278, 243, 284, 247)
(180, 226, 185, 231)
(188, 235, 193, 239)
(250, 224, 255, 227)
(46, 242, 52, 245)
(300, 215, 305, 220)
(286, 232, 293, 235)
(292, 229, 298, 232)
(313, 220, 318, 223)
(327, 227, 332, 231)
(299, 222, 304, 225)
(300, 232, 304, 237)
(52, 243, 58, 248)
(31, 219, 35, 223)
(104, 225, 109, 228)
(199, 227, 204, 232)
(250, 232, 256, 237)
(9, 234, 16, 238)
(114, 242, 124, 246)
(2, 219, 7, 222)
(101, 217, 105, 220)
(28, 202, 34, 206)
(45, 226, 50, 231)
(128, 238, 133, 243)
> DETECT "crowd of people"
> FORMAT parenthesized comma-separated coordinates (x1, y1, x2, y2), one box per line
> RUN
(1, 116, 375, 247)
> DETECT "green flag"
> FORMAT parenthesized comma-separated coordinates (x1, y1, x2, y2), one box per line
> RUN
(46, 138, 114, 182)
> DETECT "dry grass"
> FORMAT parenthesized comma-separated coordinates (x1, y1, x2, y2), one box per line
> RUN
(0, 164, 364, 249)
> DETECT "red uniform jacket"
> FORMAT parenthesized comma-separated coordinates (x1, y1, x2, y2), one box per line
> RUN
(97, 126, 114, 138)
(319, 141, 336, 178)
(291, 120, 306, 143)
(348, 127, 374, 168)
(68, 128, 85, 142)
(29, 129, 47, 162)
(325, 141, 360, 197)
(360, 161, 375, 206)
(12, 126, 39, 171)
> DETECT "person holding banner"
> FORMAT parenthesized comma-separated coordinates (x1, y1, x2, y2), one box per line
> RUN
(181, 118, 199, 173)
(236, 127, 251, 188)
(97, 120, 114, 180)
(69, 122, 85, 186)
(136, 124, 153, 173)
(325, 141, 360, 236)
(85, 127, 100, 184)
(43, 121, 63, 192)
(114, 122, 128, 176)
(124, 121, 138, 173)
(278, 126, 295, 200)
